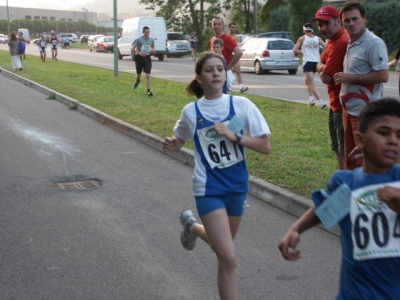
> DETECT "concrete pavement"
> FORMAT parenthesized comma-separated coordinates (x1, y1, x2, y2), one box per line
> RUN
(0, 67, 338, 236)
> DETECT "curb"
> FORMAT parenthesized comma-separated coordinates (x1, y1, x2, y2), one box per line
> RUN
(0, 67, 339, 236)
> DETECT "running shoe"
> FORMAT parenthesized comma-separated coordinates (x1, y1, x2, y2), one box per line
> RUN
(133, 80, 141, 90)
(240, 86, 249, 93)
(180, 210, 198, 251)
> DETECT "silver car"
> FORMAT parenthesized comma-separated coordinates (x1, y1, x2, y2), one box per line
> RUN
(0, 34, 8, 44)
(239, 38, 299, 75)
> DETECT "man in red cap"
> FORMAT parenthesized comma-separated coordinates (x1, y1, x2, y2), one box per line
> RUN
(313, 5, 349, 170)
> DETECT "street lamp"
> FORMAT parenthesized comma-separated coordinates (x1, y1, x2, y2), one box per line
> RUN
(6, 0, 10, 35)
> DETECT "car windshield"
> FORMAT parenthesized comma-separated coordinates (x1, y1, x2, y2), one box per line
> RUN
(267, 40, 293, 50)
(104, 37, 114, 42)
(168, 34, 184, 40)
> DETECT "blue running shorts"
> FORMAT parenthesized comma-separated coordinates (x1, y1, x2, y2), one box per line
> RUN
(195, 193, 247, 217)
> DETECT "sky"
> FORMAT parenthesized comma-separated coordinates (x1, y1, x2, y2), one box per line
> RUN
(1, 0, 96, 10)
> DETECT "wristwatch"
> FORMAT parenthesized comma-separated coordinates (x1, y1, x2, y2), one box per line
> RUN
(235, 132, 243, 143)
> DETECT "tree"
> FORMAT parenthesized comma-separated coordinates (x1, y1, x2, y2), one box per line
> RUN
(258, 0, 285, 32)
(287, 0, 322, 41)
(268, 6, 290, 32)
(139, 0, 230, 51)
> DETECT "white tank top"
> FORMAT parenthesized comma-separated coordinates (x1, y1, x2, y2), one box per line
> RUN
(302, 35, 320, 64)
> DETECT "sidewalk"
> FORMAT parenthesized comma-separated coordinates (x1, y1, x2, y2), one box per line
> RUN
(0, 67, 339, 235)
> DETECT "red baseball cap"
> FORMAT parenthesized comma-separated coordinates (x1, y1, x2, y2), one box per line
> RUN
(312, 6, 340, 21)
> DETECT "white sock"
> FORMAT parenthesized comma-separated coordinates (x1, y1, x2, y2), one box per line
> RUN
(239, 84, 243, 89)
(309, 96, 315, 102)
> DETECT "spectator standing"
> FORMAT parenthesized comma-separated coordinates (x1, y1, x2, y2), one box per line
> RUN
(163, 52, 271, 300)
(132, 26, 156, 97)
(50, 31, 58, 61)
(333, 0, 389, 170)
(210, 17, 245, 92)
(227, 22, 248, 93)
(388, 47, 400, 96)
(17, 31, 26, 62)
(313, 6, 350, 170)
(279, 98, 400, 300)
(37, 34, 47, 62)
(188, 32, 198, 61)
(8, 32, 22, 71)
(212, 38, 229, 94)
(293, 22, 327, 108)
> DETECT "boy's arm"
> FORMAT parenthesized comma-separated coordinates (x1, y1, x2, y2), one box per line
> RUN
(377, 186, 400, 214)
(278, 206, 321, 261)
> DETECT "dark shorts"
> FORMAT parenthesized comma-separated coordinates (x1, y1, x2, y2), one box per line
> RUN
(328, 109, 344, 154)
(135, 55, 152, 74)
(195, 193, 247, 217)
(303, 61, 318, 73)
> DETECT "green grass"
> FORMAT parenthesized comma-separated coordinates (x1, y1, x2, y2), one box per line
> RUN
(0, 50, 337, 198)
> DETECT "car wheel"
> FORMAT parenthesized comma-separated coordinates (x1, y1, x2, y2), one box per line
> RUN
(90, 48, 92, 52)
(288, 69, 298, 75)
(118, 50, 122, 60)
(158, 55, 164, 61)
(254, 61, 265, 75)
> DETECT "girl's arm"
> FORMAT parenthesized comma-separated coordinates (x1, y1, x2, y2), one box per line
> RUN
(213, 122, 271, 154)
(163, 136, 185, 153)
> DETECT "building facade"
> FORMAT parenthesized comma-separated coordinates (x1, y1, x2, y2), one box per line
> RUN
(0, 6, 98, 25)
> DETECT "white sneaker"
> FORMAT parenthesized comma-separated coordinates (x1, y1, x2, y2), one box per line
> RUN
(319, 100, 327, 109)
(240, 86, 248, 93)
(180, 210, 198, 251)
(308, 99, 316, 107)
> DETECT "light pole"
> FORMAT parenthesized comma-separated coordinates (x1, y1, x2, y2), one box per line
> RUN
(6, 0, 10, 35)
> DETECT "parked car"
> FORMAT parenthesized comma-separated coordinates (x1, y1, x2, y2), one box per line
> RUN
(57, 33, 78, 43)
(96, 36, 114, 53)
(88, 34, 105, 52)
(166, 32, 190, 58)
(257, 31, 293, 41)
(239, 37, 299, 75)
(80, 35, 89, 43)
(236, 34, 248, 47)
(0, 33, 8, 44)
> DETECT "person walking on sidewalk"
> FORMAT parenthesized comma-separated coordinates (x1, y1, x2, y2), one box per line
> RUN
(8, 32, 22, 71)
(293, 22, 326, 108)
(163, 52, 271, 300)
(132, 26, 156, 97)
(227, 22, 248, 93)
(313, 6, 349, 170)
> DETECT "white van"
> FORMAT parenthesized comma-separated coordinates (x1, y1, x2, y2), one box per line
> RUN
(118, 17, 167, 61)
(18, 28, 30, 44)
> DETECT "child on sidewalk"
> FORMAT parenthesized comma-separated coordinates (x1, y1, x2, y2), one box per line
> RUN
(163, 52, 271, 300)
(279, 97, 400, 299)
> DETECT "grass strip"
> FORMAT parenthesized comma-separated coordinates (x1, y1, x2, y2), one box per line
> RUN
(0, 49, 337, 197)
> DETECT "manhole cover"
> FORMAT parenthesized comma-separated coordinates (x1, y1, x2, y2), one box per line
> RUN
(56, 180, 101, 190)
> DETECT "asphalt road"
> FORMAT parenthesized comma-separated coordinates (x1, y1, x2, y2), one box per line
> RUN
(1, 42, 398, 103)
(0, 66, 342, 298)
